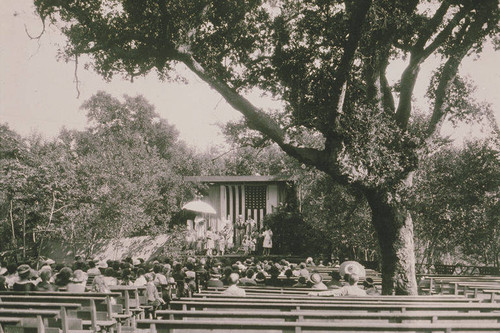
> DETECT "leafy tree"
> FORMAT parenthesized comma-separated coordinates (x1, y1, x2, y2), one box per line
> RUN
(2, 92, 201, 259)
(57, 92, 197, 246)
(300, 173, 377, 262)
(0, 124, 31, 255)
(34, 0, 499, 294)
(411, 138, 500, 268)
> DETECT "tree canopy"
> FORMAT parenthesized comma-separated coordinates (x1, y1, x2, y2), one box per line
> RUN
(0, 92, 202, 259)
(33, 0, 499, 294)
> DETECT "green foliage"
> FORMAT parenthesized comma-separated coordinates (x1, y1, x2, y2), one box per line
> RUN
(300, 173, 377, 261)
(263, 205, 308, 255)
(0, 93, 200, 258)
(411, 138, 500, 266)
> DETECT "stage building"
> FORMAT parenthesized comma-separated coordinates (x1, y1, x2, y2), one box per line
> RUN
(184, 176, 291, 233)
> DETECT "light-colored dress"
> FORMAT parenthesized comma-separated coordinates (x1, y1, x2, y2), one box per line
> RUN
(263, 230, 273, 249)
(205, 231, 215, 250)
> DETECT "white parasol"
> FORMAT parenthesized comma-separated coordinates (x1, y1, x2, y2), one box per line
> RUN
(339, 260, 366, 278)
(182, 200, 216, 214)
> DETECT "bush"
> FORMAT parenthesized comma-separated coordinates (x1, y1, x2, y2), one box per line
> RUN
(263, 205, 307, 255)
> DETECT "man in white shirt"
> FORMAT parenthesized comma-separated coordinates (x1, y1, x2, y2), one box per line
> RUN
(221, 273, 246, 296)
(308, 273, 367, 297)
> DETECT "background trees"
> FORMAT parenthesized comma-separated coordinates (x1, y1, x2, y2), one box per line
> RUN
(1, 90, 497, 277)
(0, 92, 200, 260)
(411, 138, 500, 268)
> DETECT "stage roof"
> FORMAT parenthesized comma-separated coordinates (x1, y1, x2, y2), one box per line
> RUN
(184, 175, 290, 183)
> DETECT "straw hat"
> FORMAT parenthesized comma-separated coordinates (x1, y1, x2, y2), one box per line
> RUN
(309, 272, 322, 284)
(17, 264, 31, 276)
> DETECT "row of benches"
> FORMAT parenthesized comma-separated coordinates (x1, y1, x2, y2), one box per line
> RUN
(133, 291, 500, 332)
(0, 287, 154, 333)
(418, 275, 500, 301)
(1, 280, 499, 332)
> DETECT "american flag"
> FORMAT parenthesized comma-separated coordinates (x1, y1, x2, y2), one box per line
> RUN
(221, 185, 268, 230)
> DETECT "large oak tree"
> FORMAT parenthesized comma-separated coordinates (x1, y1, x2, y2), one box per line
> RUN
(34, 0, 499, 294)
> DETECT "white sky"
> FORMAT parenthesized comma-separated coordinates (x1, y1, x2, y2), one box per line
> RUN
(1, 0, 499, 151)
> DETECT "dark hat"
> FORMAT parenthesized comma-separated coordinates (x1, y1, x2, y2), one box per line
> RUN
(210, 267, 221, 277)
(255, 272, 266, 283)
(363, 277, 374, 288)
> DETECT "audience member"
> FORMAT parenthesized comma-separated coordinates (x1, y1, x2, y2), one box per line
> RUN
(221, 273, 246, 296)
(67, 269, 86, 292)
(36, 268, 57, 291)
(207, 268, 224, 288)
(5, 262, 18, 289)
(145, 273, 165, 317)
(87, 260, 101, 276)
(54, 267, 73, 290)
(153, 264, 168, 286)
(0, 276, 7, 291)
(293, 276, 308, 288)
(308, 273, 367, 296)
(133, 268, 147, 286)
(239, 269, 257, 286)
(13, 264, 36, 292)
(40, 258, 55, 271)
(363, 277, 380, 295)
(298, 263, 310, 279)
(254, 272, 266, 285)
(309, 273, 328, 290)
(326, 270, 343, 289)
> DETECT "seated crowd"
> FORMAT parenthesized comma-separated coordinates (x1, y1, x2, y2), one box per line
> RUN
(0, 255, 379, 300)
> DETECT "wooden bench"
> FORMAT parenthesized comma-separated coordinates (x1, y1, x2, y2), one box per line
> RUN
(0, 317, 22, 333)
(421, 276, 500, 295)
(156, 308, 500, 323)
(136, 318, 500, 332)
(0, 309, 72, 333)
(195, 292, 477, 302)
(109, 286, 146, 326)
(0, 305, 82, 333)
(483, 289, 500, 302)
(0, 296, 117, 332)
(170, 299, 500, 312)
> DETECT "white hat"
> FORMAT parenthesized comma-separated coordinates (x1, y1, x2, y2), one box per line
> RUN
(97, 261, 108, 269)
(229, 272, 240, 284)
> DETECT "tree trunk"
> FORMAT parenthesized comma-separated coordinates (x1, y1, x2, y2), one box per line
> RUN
(365, 189, 418, 295)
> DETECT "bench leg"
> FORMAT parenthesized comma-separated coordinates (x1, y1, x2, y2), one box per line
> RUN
(37, 315, 45, 333)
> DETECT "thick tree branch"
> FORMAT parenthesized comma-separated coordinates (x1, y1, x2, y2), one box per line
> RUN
(413, 0, 451, 51)
(419, 8, 468, 59)
(426, 17, 491, 139)
(174, 48, 327, 170)
(380, 70, 395, 113)
(395, 6, 469, 129)
(327, 0, 372, 125)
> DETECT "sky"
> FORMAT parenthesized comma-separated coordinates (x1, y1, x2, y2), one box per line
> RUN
(1, 0, 499, 151)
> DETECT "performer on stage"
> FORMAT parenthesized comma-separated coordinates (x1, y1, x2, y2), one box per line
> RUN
(205, 227, 215, 256)
(185, 224, 196, 250)
(262, 226, 273, 256)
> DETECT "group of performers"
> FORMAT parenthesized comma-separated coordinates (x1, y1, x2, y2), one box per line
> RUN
(185, 215, 273, 256)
